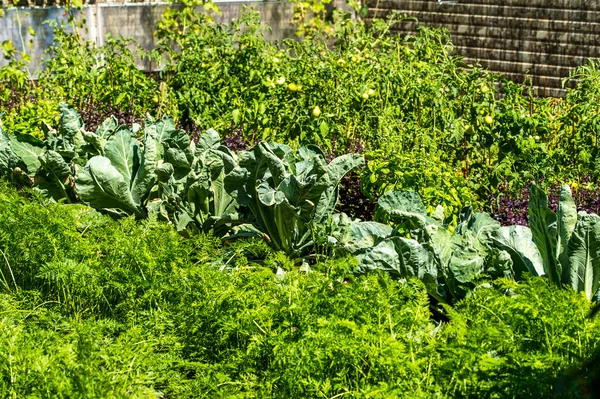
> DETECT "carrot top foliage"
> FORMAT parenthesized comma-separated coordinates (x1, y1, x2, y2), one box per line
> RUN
(0, 184, 598, 398)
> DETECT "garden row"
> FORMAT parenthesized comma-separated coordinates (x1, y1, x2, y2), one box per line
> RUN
(2, 8, 600, 224)
(3, 104, 600, 304)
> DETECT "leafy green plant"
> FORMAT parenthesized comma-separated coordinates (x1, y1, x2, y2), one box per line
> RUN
(436, 276, 600, 398)
(148, 125, 240, 236)
(75, 120, 158, 219)
(528, 184, 600, 300)
(225, 140, 363, 258)
(342, 185, 600, 303)
(314, 190, 503, 303)
(0, 99, 58, 141)
(558, 61, 600, 180)
(8, 4, 600, 217)
(362, 190, 508, 302)
(362, 150, 476, 226)
(39, 21, 173, 120)
(2, 104, 242, 235)
(0, 103, 85, 202)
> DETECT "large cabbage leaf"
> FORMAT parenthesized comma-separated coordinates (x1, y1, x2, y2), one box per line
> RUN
(557, 185, 578, 282)
(224, 140, 364, 257)
(566, 213, 600, 300)
(0, 104, 111, 201)
(526, 184, 600, 300)
(55, 102, 86, 158)
(75, 156, 141, 216)
(528, 184, 560, 283)
(355, 236, 443, 301)
(76, 125, 158, 218)
(8, 135, 43, 176)
(82, 115, 118, 155)
(330, 213, 394, 255)
(490, 225, 545, 278)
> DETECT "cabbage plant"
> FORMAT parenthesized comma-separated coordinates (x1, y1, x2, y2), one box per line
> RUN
(529, 184, 600, 300)
(146, 123, 240, 236)
(76, 114, 240, 234)
(75, 120, 158, 218)
(224, 141, 364, 258)
(332, 190, 544, 302)
(354, 189, 551, 302)
(340, 186, 600, 303)
(0, 103, 97, 202)
(1, 104, 240, 236)
(355, 191, 510, 302)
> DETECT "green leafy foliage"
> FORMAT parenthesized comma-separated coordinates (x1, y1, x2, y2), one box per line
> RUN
(363, 149, 475, 226)
(151, 10, 600, 210)
(352, 186, 600, 304)
(0, 185, 599, 398)
(225, 141, 363, 257)
(6, 7, 600, 213)
(367, 191, 509, 302)
(438, 277, 600, 398)
(527, 184, 600, 300)
(4, 5, 600, 398)
(38, 21, 174, 120)
(1, 105, 242, 235)
(148, 125, 240, 235)
(76, 122, 157, 218)
(1, 99, 59, 141)
(6, 105, 600, 305)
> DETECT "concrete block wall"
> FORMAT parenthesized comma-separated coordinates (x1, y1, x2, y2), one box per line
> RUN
(0, 1, 296, 72)
(366, 0, 600, 97)
(1, 0, 162, 7)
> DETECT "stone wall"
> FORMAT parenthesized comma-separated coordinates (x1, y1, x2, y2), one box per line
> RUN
(366, 0, 600, 97)
(0, 1, 296, 72)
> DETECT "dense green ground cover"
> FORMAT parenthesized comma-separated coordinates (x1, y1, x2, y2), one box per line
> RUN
(0, 184, 599, 398)
(3, 4, 600, 397)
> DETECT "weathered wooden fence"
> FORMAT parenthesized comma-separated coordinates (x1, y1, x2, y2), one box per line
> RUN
(366, 0, 600, 97)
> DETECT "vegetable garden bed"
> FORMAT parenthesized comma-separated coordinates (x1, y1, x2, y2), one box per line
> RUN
(1, 4, 600, 398)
